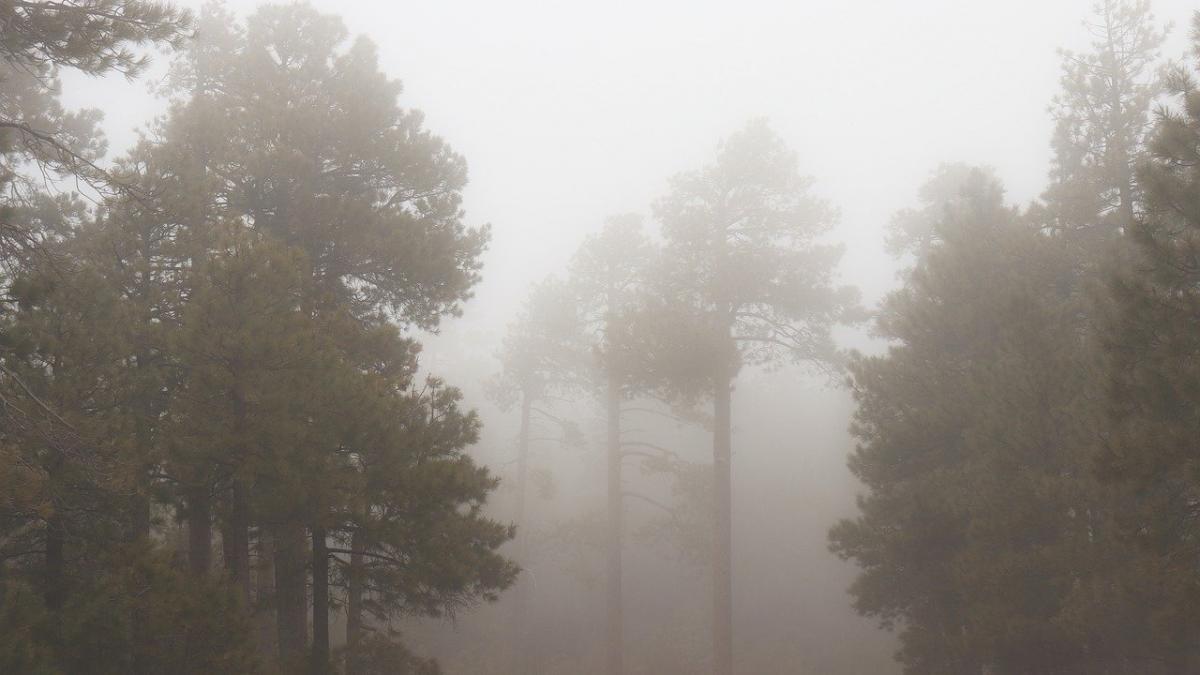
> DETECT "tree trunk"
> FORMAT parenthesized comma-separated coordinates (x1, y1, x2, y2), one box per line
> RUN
(44, 512, 65, 611)
(712, 356, 734, 675)
(606, 371, 624, 675)
(311, 524, 330, 674)
(275, 520, 308, 670)
(514, 391, 533, 672)
(227, 386, 251, 603)
(223, 481, 252, 604)
(129, 349, 153, 542)
(346, 527, 365, 675)
(130, 492, 151, 542)
(187, 486, 212, 576)
(43, 510, 65, 650)
(255, 530, 277, 664)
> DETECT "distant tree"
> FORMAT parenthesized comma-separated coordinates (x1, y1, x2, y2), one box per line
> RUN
(489, 277, 584, 670)
(887, 163, 1003, 260)
(1042, 0, 1166, 244)
(649, 120, 859, 675)
(563, 214, 654, 675)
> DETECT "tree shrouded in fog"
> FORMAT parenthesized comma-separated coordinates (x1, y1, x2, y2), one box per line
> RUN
(1042, 0, 1166, 242)
(564, 215, 654, 675)
(648, 120, 860, 675)
(829, 169, 1173, 673)
(1100, 20, 1200, 670)
(1, 2, 514, 673)
(489, 276, 583, 671)
(830, 4, 1179, 673)
(0, 0, 191, 254)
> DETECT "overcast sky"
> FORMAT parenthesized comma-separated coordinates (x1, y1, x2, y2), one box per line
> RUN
(63, 0, 1199, 347)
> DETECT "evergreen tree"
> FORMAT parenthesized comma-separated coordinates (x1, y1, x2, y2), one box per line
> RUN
(1042, 0, 1166, 243)
(135, 3, 495, 668)
(0, 0, 191, 253)
(832, 168, 1167, 674)
(1100, 17, 1200, 670)
(650, 120, 859, 675)
(489, 277, 583, 671)
(564, 215, 654, 675)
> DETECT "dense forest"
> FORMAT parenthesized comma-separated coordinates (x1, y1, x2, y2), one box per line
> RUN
(4, 0, 1200, 674)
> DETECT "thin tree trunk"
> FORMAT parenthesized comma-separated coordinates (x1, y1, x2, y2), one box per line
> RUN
(255, 530, 277, 664)
(311, 524, 330, 674)
(128, 416, 151, 675)
(1102, 16, 1136, 235)
(129, 347, 153, 542)
(712, 355, 734, 675)
(223, 481, 252, 604)
(514, 390, 533, 672)
(130, 492, 151, 542)
(346, 527, 365, 675)
(187, 486, 212, 576)
(44, 512, 65, 611)
(227, 385, 251, 603)
(606, 371, 624, 675)
(43, 509, 65, 651)
(275, 520, 308, 670)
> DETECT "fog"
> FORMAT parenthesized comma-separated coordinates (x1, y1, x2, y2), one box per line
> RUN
(7, 0, 1200, 673)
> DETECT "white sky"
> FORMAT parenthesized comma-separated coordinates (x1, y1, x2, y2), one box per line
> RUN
(63, 0, 1200, 342)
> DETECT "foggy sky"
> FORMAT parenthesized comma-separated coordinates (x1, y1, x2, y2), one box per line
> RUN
(67, 0, 1198, 331)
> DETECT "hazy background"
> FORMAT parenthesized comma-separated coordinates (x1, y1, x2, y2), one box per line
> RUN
(56, 2, 1200, 672)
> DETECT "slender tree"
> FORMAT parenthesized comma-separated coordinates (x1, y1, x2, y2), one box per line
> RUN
(489, 277, 583, 671)
(564, 215, 654, 675)
(650, 120, 859, 675)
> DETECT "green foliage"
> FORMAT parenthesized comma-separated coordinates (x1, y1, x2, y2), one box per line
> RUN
(832, 6, 1179, 672)
(57, 546, 258, 675)
(832, 166, 1169, 673)
(156, 0, 488, 330)
(342, 634, 442, 675)
(1042, 0, 1166, 239)
(3, 3, 511, 673)
(0, 1, 191, 77)
(1098, 18, 1200, 668)
(0, 580, 58, 675)
(646, 119, 860, 390)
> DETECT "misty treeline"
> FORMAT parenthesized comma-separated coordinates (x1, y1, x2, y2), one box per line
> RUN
(5, 1, 1200, 675)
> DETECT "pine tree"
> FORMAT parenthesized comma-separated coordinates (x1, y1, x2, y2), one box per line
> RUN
(650, 120, 859, 675)
(564, 215, 654, 675)
(832, 167, 1168, 674)
(138, 4, 493, 668)
(1042, 0, 1166, 244)
(489, 277, 583, 671)
(0, 0, 191, 253)
(1100, 17, 1200, 670)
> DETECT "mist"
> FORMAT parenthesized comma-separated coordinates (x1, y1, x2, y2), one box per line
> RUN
(4, 1, 1200, 674)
